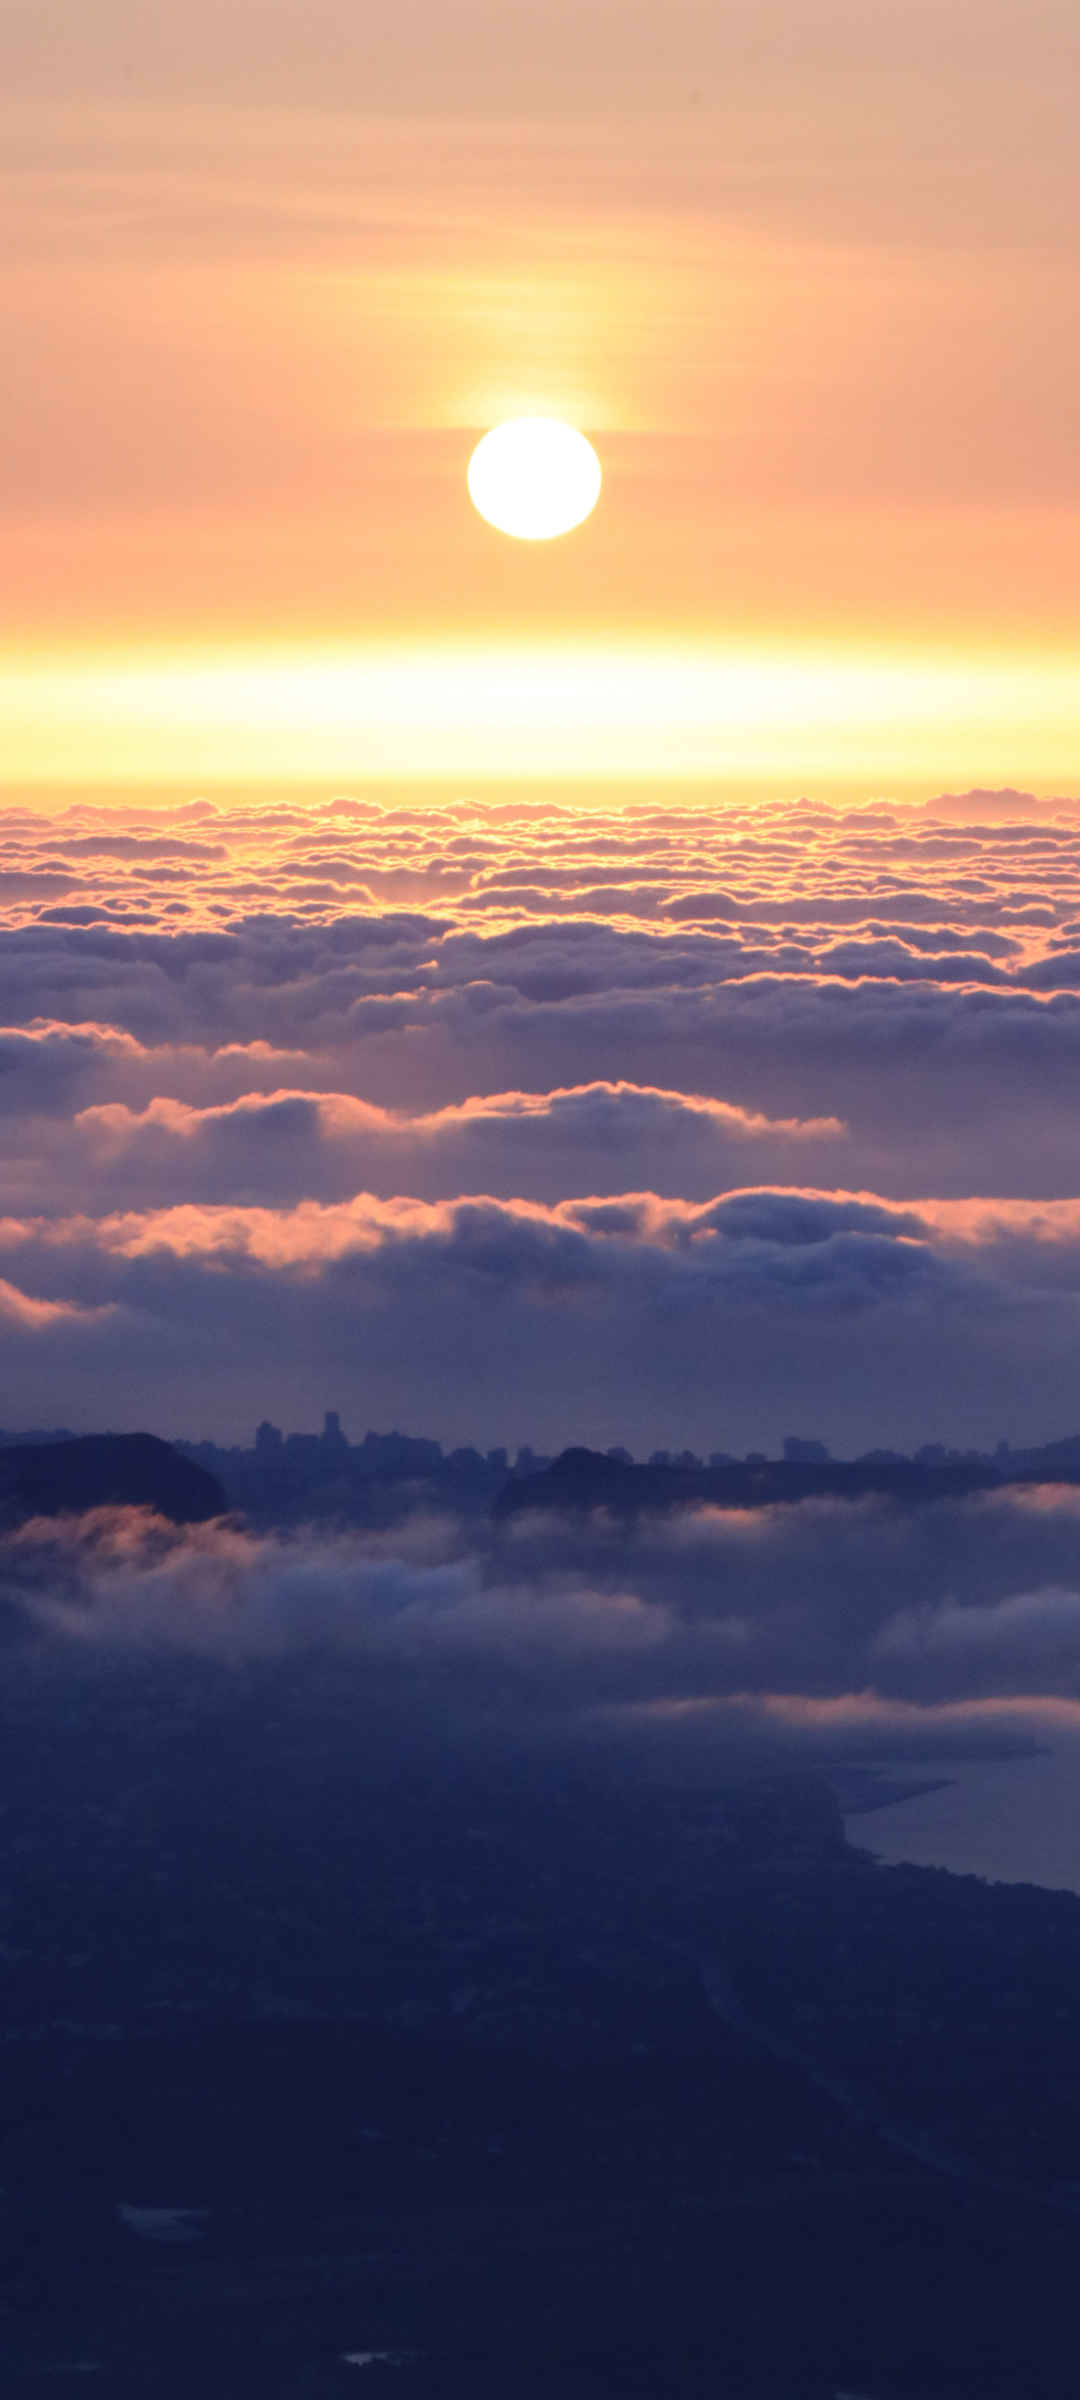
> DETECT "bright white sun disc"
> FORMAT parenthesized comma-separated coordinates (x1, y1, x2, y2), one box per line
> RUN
(467, 417, 602, 541)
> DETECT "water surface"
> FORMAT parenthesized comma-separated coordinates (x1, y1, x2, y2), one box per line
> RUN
(852, 1740, 1080, 1893)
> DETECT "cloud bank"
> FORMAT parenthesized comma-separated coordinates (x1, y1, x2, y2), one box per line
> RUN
(2, 787, 1080, 1447)
(9, 1485, 1080, 1778)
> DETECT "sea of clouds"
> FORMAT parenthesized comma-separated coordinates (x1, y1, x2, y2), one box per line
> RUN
(6, 780, 1080, 1774)
(3, 784, 1080, 1452)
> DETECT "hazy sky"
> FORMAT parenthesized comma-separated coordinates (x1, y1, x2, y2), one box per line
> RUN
(4, 0, 1079, 783)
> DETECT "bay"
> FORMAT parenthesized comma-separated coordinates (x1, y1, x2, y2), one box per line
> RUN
(850, 1739, 1080, 1894)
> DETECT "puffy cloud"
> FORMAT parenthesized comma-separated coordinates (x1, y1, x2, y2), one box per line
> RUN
(875, 1583, 1080, 1687)
(0, 1017, 151, 1112)
(45, 833, 227, 860)
(0, 1183, 1079, 1451)
(61, 1080, 846, 1209)
(9, 1480, 1080, 1777)
(0, 1275, 108, 1330)
(922, 788, 1080, 823)
(4, 784, 1080, 1439)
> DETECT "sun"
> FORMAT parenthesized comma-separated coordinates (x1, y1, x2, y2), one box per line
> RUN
(467, 417, 602, 541)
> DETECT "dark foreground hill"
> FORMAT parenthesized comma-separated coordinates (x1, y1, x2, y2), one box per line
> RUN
(495, 1444, 1000, 1519)
(4, 1710, 1080, 2396)
(8, 2011, 1078, 2400)
(0, 1432, 226, 1527)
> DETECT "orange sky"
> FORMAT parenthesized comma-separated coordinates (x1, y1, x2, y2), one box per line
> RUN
(3, 1, 1079, 787)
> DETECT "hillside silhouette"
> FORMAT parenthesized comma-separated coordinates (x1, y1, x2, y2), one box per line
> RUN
(495, 1444, 1000, 1520)
(0, 1434, 225, 1528)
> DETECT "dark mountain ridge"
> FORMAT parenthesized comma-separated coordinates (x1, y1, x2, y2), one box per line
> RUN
(0, 1432, 226, 1527)
(495, 1444, 1001, 1519)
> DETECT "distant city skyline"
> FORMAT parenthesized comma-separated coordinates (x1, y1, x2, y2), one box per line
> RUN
(4, 1404, 1073, 1480)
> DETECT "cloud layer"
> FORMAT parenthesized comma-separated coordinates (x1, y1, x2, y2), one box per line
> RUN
(9, 1483, 1080, 1778)
(3, 787, 1080, 1448)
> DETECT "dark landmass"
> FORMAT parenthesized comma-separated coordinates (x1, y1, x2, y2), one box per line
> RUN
(168, 1418, 1080, 1531)
(0, 1433, 226, 1529)
(6, 1411, 1080, 2392)
(183, 1420, 509, 1527)
(9, 1411, 1080, 1534)
(495, 1447, 1000, 1521)
(824, 1765, 958, 1815)
(3, 1647, 1080, 2395)
(8, 2012, 1078, 2400)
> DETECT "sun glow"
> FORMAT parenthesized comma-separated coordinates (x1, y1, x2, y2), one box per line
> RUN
(2, 641, 1078, 786)
(467, 418, 603, 541)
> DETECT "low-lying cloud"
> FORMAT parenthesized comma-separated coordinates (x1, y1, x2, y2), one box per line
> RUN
(9, 1483, 1080, 1777)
